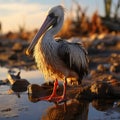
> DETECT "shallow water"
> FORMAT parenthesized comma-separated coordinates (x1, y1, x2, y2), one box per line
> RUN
(0, 67, 120, 120)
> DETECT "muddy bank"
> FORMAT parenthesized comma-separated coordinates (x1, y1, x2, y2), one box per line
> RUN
(0, 37, 35, 69)
(0, 34, 120, 69)
(0, 34, 120, 100)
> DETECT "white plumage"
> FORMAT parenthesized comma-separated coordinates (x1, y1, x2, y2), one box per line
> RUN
(26, 5, 88, 103)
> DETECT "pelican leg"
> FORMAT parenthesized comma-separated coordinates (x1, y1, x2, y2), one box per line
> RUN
(47, 78, 67, 103)
(39, 79, 59, 101)
(47, 79, 58, 100)
(57, 78, 67, 103)
(39, 79, 67, 104)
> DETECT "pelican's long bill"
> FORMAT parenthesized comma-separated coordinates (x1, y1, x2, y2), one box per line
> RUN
(26, 15, 56, 56)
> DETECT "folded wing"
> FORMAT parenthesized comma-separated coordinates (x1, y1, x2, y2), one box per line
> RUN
(57, 40, 88, 83)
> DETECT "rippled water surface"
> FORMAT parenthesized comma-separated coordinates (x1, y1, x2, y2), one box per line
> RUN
(0, 67, 120, 120)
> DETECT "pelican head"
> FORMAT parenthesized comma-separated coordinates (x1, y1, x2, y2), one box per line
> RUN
(26, 5, 64, 56)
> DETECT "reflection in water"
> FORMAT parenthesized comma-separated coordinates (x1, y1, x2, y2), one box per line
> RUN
(0, 67, 120, 120)
(0, 95, 19, 118)
(39, 99, 119, 120)
(28, 95, 117, 120)
(28, 91, 90, 120)
(41, 99, 89, 120)
(6, 86, 120, 120)
(92, 99, 114, 111)
(36, 98, 120, 120)
(88, 99, 120, 120)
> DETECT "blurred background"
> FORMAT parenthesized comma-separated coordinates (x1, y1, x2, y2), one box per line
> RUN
(0, 1, 120, 120)
(0, 0, 120, 38)
(0, 0, 120, 69)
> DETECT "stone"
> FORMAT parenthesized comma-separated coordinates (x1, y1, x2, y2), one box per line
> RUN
(12, 43, 23, 52)
(90, 81, 112, 98)
(110, 63, 120, 73)
(7, 70, 30, 92)
(97, 64, 106, 72)
(11, 79, 30, 92)
(8, 53, 18, 60)
(27, 84, 52, 99)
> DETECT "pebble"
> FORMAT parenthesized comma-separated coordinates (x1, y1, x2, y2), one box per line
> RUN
(97, 64, 106, 72)
(12, 43, 23, 52)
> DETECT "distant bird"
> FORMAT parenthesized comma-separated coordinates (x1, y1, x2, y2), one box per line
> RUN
(26, 5, 88, 103)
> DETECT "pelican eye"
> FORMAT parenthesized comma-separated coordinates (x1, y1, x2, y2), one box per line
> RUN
(48, 13, 56, 18)
(48, 13, 58, 27)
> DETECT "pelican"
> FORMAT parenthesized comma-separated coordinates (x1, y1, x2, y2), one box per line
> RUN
(26, 5, 88, 103)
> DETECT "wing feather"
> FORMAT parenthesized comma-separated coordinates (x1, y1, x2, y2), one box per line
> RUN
(57, 40, 88, 82)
